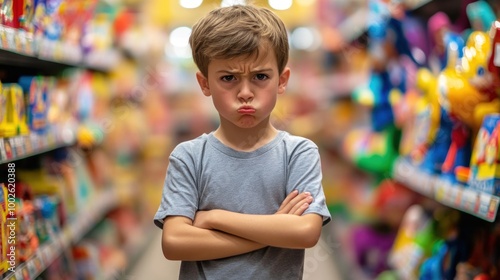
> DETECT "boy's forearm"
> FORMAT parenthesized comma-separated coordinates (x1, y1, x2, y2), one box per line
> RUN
(162, 216, 266, 261)
(206, 210, 323, 249)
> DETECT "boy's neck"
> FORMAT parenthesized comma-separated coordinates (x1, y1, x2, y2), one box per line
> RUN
(213, 123, 279, 152)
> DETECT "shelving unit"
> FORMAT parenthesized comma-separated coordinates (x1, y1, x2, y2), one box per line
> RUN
(2, 188, 119, 280)
(0, 129, 76, 164)
(393, 157, 500, 222)
(332, 0, 500, 278)
(0, 19, 131, 278)
(0, 28, 120, 73)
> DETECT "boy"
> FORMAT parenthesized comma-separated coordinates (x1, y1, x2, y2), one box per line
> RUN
(154, 4, 331, 279)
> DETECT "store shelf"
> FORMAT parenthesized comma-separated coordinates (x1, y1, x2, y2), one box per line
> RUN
(0, 129, 76, 164)
(0, 27, 120, 73)
(2, 188, 119, 280)
(393, 157, 500, 222)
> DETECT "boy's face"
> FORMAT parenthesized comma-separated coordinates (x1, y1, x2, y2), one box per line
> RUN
(196, 47, 290, 129)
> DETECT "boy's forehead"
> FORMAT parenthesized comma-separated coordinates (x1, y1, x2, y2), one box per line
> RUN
(211, 48, 277, 70)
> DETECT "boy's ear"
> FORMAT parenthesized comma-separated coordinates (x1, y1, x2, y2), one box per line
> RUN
(196, 72, 211, 96)
(278, 67, 290, 95)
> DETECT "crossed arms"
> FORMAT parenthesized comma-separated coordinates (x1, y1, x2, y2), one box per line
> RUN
(161, 190, 323, 261)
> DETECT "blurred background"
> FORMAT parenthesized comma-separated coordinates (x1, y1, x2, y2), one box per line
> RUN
(2, 0, 500, 279)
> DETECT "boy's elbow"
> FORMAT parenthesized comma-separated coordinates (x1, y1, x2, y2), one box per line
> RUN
(162, 234, 182, 260)
(161, 216, 195, 260)
(162, 245, 178, 261)
(302, 236, 320, 248)
(297, 216, 322, 248)
(300, 225, 321, 248)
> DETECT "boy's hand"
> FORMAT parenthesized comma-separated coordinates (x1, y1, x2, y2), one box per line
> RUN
(276, 190, 313, 215)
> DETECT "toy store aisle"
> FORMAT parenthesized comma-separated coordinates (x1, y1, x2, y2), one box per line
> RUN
(128, 224, 343, 280)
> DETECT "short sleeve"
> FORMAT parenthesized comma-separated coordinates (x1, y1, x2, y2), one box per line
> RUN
(153, 152, 199, 229)
(286, 142, 331, 225)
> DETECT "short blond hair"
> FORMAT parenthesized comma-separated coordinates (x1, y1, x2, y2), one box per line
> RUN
(189, 5, 289, 77)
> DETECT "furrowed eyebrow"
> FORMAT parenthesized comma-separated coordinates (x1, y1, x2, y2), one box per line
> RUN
(216, 68, 273, 74)
(251, 68, 273, 73)
(216, 70, 241, 74)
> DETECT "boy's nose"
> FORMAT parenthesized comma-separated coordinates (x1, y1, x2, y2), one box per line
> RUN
(237, 84, 254, 102)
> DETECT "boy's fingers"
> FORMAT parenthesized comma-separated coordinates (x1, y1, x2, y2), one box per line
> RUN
(289, 199, 306, 214)
(292, 203, 310, 215)
(289, 196, 312, 214)
(278, 190, 299, 211)
(288, 192, 311, 209)
(277, 192, 312, 214)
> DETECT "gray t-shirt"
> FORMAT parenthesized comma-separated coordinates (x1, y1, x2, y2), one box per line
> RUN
(154, 130, 331, 280)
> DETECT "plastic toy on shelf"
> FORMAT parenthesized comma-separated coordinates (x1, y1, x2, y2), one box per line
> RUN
(437, 22, 500, 183)
(388, 204, 441, 280)
(435, 32, 470, 183)
(460, 30, 500, 130)
(16, 200, 40, 263)
(0, 83, 30, 137)
(402, 67, 453, 175)
(387, 201, 499, 279)
(468, 114, 500, 196)
(466, 0, 497, 33)
(427, 11, 452, 74)
(19, 76, 49, 134)
(344, 4, 420, 177)
(418, 208, 463, 280)
(350, 179, 417, 278)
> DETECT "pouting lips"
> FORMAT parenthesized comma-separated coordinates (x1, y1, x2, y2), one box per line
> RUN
(237, 108, 256, 114)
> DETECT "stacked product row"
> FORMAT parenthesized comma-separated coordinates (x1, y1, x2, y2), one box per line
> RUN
(0, 147, 145, 279)
(0, 1, 153, 279)
(0, 0, 121, 68)
(0, 70, 107, 163)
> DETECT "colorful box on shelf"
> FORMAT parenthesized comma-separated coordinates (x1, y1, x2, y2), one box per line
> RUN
(468, 114, 500, 196)
(18, 76, 50, 134)
(0, 83, 30, 138)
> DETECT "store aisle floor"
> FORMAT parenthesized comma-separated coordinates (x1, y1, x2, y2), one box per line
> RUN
(128, 225, 343, 280)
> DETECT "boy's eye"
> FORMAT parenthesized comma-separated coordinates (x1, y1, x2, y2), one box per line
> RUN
(221, 75, 235, 82)
(255, 74, 268, 80)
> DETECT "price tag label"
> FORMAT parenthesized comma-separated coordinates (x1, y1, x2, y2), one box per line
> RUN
(26, 260, 37, 278)
(462, 189, 477, 212)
